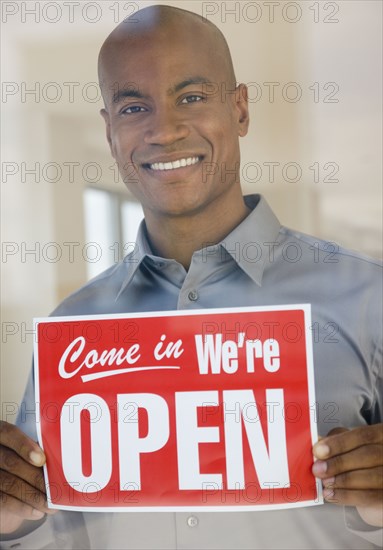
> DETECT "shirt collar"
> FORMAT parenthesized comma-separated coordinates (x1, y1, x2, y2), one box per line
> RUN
(117, 194, 281, 298)
(219, 194, 281, 286)
(115, 221, 153, 300)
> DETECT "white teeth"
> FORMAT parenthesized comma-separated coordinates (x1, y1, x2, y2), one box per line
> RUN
(149, 156, 199, 171)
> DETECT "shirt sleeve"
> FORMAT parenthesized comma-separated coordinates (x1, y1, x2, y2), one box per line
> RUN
(344, 508, 383, 548)
(1, 517, 58, 550)
(0, 513, 90, 550)
(1, 367, 90, 550)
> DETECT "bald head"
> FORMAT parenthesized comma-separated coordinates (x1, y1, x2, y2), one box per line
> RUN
(98, 5, 236, 104)
(96, 3, 250, 236)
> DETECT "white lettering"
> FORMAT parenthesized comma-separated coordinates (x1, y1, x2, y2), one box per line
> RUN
(195, 334, 223, 374)
(224, 389, 290, 489)
(58, 336, 141, 380)
(58, 389, 291, 493)
(60, 394, 112, 492)
(195, 335, 281, 374)
(175, 391, 222, 489)
(153, 334, 184, 360)
(117, 394, 169, 490)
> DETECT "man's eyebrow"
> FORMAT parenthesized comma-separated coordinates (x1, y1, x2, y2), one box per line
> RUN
(112, 87, 145, 104)
(170, 77, 213, 94)
(111, 77, 213, 104)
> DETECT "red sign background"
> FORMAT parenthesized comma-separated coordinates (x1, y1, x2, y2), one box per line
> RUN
(34, 305, 321, 511)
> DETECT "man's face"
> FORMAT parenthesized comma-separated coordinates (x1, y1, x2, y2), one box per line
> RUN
(101, 25, 249, 220)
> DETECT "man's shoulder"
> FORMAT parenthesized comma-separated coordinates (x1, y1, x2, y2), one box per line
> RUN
(279, 225, 382, 272)
(268, 227, 382, 323)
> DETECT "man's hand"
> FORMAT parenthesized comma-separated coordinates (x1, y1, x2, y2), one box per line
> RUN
(0, 420, 55, 535)
(312, 424, 383, 527)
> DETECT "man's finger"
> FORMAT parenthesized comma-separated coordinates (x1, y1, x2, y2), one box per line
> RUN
(0, 421, 45, 467)
(322, 466, 383, 490)
(322, 487, 383, 508)
(326, 427, 349, 437)
(0, 446, 46, 493)
(313, 444, 383, 477)
(313, 424, 383, 460)
(0, 492, 45, 523)
(0, 471, 50, 514)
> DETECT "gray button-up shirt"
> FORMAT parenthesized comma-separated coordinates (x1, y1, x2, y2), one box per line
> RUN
(3, 195, 382, 549)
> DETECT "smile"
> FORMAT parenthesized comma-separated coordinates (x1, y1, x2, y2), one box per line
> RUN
(147, 156, 200, 171)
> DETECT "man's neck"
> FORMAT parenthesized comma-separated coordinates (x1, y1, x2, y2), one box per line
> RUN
(144, 194, 251, 270)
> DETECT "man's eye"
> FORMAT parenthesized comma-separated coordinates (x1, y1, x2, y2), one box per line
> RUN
(181, 95, 204, 104)
(121, 105, 146, 114)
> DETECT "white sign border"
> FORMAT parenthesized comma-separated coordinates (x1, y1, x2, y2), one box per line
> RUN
(34, 303, 323, 512)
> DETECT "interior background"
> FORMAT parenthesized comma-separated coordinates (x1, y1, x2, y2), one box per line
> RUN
(1, 0, 382, 417)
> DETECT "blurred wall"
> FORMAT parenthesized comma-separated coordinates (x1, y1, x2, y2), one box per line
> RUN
(1, 0, 382, 419)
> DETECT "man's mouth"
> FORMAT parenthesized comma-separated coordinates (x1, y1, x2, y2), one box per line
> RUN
(145, 156, 201, 171)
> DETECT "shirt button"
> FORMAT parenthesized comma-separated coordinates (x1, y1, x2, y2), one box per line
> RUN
(187, 516, 199, 527)
(188, 290, 199, 301)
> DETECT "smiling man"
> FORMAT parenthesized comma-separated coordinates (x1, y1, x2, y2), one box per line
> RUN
(98, 7, 250, 269)
(0, 5, 382, 550)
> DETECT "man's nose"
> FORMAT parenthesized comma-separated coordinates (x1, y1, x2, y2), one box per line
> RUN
(144, 109, 190, 146)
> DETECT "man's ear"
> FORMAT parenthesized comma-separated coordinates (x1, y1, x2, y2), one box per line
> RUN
(100, 108, 115, 157)
(235, 83, 250, 137)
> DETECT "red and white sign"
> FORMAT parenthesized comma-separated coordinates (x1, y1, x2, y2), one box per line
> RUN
(34, 305, 322, 512)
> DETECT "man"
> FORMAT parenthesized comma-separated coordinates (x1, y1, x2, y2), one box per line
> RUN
(1, 5, 382, 549)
